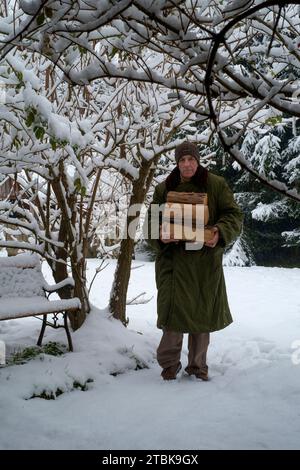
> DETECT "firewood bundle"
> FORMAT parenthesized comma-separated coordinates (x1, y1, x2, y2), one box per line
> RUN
(167, 191, 208, 205)
(161, 192, 215, 243)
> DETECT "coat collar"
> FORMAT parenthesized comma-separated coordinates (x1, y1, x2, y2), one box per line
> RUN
(165, 165, 208, 192)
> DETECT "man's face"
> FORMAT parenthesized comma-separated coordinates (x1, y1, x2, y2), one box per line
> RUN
(178, 155, 198, 180)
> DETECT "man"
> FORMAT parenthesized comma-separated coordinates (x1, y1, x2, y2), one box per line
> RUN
(144, 141, 243, 381)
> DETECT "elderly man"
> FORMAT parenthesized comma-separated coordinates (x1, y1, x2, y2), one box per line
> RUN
(144, 141, 243, 381)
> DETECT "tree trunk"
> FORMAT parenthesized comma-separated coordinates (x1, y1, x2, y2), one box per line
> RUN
(50, 174, 90, 330)
(69, 257, 90, 330)
(109, 237, 136, 325)
(109, 156, 158, 324)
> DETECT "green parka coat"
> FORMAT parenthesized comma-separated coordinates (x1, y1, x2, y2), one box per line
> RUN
(145, 167, 243, 333)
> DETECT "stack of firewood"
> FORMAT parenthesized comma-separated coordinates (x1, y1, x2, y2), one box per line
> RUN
(161, 192, 215, 243)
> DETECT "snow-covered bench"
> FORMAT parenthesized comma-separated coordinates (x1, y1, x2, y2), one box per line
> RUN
(0, 254, 81, 351)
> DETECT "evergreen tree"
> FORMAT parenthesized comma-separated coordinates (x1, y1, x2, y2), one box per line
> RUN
(214, 125, 300, 267)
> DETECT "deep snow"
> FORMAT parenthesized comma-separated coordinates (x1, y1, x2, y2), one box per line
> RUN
(0, 260, 300, 450)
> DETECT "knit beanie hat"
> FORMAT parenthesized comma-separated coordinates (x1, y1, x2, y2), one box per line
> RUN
(175, 141, 200, 165)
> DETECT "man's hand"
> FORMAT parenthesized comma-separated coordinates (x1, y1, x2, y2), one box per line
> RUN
(205, 226, 219, 248)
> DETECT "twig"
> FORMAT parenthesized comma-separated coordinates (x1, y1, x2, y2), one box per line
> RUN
(126, 292, 153, 305)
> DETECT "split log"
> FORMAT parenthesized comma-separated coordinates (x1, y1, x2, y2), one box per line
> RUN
(161, 222, 215, 243)
(162, 202, 209, 226)
(167, 191, 208, 205)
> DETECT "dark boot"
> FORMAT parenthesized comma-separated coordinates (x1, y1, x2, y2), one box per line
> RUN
(161, 362, 182, 381)
(185, 365, 209, 381)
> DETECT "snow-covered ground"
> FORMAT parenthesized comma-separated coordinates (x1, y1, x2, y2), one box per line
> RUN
(0, 259, 300, 450)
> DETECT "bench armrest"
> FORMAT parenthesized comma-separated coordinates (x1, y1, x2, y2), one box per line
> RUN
(43, 277, 75, 293)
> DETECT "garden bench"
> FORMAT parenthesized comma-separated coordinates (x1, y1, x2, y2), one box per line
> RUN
(0, 254, 81, 351)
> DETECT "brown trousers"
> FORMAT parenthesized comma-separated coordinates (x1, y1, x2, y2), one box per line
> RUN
(157, 330, 210, 371)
